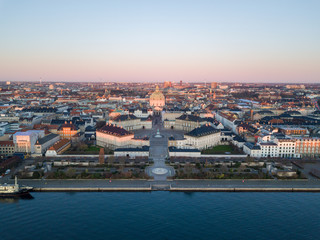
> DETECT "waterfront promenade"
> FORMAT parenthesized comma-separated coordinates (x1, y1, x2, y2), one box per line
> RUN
(7, 178, 320, 192)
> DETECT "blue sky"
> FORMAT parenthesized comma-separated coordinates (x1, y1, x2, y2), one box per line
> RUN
(0, 0, 319, 82)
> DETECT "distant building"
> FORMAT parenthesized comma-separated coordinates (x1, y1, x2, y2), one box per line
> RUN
(163, 81, 172, 88)
(211, 82, 218, 89)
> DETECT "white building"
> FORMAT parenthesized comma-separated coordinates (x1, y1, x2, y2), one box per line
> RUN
(215, 111, 238, 133)
(243, 142, 261, 158)
(13, 130, 45, 153)
(108, 114, 153, 131)
(96, 123, 149, 150)
(274, 138, 297, 158)
(96, 124, 134, 150)
(133, 109, 153, 118)
(258, 142, 279, 158)
(34, 133, 60, 155)
(244, 137, 299, 158)
(168, 147, 201, 157)
(184, 125, 221, 150)
(114, 146, 149, 158)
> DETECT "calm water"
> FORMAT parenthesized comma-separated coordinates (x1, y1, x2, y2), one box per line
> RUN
(1, 192, 320, 240)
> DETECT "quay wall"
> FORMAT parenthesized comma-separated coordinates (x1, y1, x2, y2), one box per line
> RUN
(33, 187, 152, 192)
(170, 187, 320, 192)
(31, 187, 320, 192)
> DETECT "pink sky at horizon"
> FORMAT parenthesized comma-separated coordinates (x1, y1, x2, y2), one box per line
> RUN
(0, 0, 319, 83)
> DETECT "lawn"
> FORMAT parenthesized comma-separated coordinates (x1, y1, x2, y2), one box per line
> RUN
(85, 146, 101, 152)
(202, 145, 238, 154)
(64, 145, 103, 154)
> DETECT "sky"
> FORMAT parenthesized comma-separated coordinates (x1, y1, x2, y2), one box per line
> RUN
(0, 0, 319, 83)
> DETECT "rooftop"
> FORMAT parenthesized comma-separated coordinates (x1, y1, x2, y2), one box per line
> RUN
(185, 124, 220, 137)
(113, 114, 138, 122)
(176, 114, 205, 122)
(97, 123, 133, 137)
(36, 133, 59, 145)
(169, 147, 200, 152)
(114, 146, 149, 152)
(48, 139, 70, 151)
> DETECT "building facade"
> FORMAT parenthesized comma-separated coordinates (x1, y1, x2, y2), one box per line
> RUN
(174, 114, 208, 132)
(184, 125, 221, 150)
(56, 121, 80, 140)
(0, 141, 14, 157)
(295, 138, 320, 158)
(13, 130, 45, 153)
(34, 133, 60, 155)
(45, 139, 71, 156)
(96, 123, 135, 150)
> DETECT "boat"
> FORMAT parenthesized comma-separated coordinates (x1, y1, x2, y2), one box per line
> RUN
(0, 176, 33, 198)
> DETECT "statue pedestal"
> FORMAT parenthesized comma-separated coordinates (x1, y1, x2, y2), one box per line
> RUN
(154, 129, 163, 138)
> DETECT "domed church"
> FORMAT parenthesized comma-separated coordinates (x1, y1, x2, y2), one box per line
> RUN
(149, 85, 165, 109)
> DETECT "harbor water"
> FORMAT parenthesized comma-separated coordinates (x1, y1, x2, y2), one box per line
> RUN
(1, 192, 320, 240)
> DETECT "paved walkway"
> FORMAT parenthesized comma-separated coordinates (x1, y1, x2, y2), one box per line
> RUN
(8, 179, 320, 191)
(145, 126, 175, 181)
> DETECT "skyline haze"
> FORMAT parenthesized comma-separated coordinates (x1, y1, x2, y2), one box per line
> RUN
(0, 0, 319, 83)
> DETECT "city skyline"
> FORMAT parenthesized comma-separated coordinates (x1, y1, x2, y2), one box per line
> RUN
(0, 0, 319, 83)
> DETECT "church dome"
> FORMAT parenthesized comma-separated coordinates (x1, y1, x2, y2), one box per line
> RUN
(150, 85, 165, 108)
(150, 85, 165, 100)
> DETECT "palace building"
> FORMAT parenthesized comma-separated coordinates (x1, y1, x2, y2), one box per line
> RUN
(184, 124, 221, 150)
(96, 123, 134, 150)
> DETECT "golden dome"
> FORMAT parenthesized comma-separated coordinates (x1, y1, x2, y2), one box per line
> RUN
(150, 85, 165, 100)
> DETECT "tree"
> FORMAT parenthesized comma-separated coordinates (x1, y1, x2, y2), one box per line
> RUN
(66, 168, 76, 178)
(184, 163, 193, 178)
(245, 156, 254, 163)
(78, 143, 88, 151)
(195, 162, 201, 169)
(239, 163, 247, 172)
(32, 171, 41, 179)
(108, 155, 114, 165)
(96, 121, 106, 129)
(221, 164, 228, 173)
